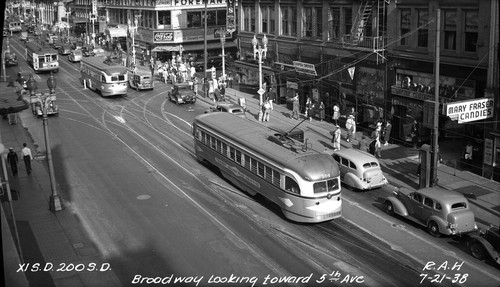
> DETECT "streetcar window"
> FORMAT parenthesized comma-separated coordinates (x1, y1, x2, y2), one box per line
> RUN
(257, 161, 265, 177)
(313, 182, 327, 194)
(285, 176, 300, 194)
(222, 142, 227, 156)
(250, 157, 257, 173)
(243, 154, 251, 169)
(235, 150, 242, 164)
(229, 146, 236, 160)
(272, 169, 281, 187)
(327, 178, 339, 192)
(265, 166, 272, 182)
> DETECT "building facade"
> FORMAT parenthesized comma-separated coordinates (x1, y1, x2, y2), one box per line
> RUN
(235, 0, 499, 181)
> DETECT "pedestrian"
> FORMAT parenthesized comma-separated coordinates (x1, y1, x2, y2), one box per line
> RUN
(331, 125, 341, 151)
(21, 143, 33, 175)
(319, 102, 325, 122)
(383, 120, 392, 145)
(263, 98, 272, 122)
(411, 119, 420, 148)
(373, 123, 382, 158)
(7, 147, 19, 177)
(332, 103, 340, 125)
(305, 97, 313, 121)
(219, 82, 226, 101)
(214, 88, 221, 102)
(345, 114, 356, 143)
(291, 93, 300, 120)
(465, 142, 473, 160)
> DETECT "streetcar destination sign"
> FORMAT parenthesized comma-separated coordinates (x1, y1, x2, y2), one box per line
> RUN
(445, 98, 494, 123)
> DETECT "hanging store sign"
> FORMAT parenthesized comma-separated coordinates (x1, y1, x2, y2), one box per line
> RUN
(287, 81, 298, 90)
(293, 61, 317, 76)
(445, 98, 494, 123)
(226, 0, 236, 33)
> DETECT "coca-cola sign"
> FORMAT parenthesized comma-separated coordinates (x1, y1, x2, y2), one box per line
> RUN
(154, 32, 174, 42)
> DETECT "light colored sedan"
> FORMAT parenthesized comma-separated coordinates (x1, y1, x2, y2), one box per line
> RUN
(68, 49, 83, 62)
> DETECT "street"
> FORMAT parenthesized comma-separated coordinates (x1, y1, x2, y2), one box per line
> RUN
(2, 33, 499, 287)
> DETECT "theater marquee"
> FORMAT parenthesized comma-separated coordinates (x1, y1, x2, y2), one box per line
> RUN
(446, 98, 495, 123)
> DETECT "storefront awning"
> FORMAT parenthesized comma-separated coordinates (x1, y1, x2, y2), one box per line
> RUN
(181, 41, 236, 52)
(105, 28, 127, 38)
(152, 45, 182, 52)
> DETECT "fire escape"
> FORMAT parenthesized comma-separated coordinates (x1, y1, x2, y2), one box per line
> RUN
(342, 0, 388, 64)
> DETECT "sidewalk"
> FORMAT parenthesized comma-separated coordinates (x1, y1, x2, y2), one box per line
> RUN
(1, 116, 121, 287)
(201, 87, 500, 230)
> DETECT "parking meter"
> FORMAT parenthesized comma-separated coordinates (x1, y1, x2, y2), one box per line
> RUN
(419, 144, 431, 189)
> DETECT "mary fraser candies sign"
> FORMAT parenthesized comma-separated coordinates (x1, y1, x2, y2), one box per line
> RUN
(446, 98, 494, 123)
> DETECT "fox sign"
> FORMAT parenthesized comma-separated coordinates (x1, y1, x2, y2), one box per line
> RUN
(446, 98, 494, 123)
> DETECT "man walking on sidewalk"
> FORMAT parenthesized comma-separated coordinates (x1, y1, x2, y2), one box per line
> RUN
(21, 143, 33, 175)
(7, 147, 19, 177)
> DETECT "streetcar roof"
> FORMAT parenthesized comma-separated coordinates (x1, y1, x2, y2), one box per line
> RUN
(26, 42, 57, 54)
(194, 113, 340, 181)
(81, 57, 128, 75)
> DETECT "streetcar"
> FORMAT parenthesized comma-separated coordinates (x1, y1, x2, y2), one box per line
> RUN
(7, 21, 22, 33)
(80, 57, 128, 97)
(25, 42, 59, 73)
(192, 113, 342, 223)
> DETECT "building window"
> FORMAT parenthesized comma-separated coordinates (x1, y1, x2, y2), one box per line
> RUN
(269, 6, 275, 35)
(302, 7, 322, 39)
(344, 7, 352, 36)
(464, 10, 478, 52)
(444, 10, 457, 51)
(242, 4, 255, 32)
(291, 6, 297, 36)
(417, 9, 428, 48)
(328, 7, 340, 40)
(400, 9, 411, 46)
(207, 10, 217, 26)
(187, 11, 202, 28)
(261, 5, 275, 35)
(281, 6, 289, 35)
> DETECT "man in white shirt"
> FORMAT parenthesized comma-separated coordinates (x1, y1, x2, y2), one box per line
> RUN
(21, 143, 33, 175)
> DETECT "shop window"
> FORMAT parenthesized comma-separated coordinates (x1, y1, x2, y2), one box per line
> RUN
(207, 11, 216, 26)
(444, 10, 457, 51)
(417, 9, 429, 48)
(464, 10, 478, 53)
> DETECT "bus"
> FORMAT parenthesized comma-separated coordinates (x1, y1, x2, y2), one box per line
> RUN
(127, 67, 154, 91)
(25, 42, 59, 73)
(80, 57, 128, 97)
(192, 113, 342, 223)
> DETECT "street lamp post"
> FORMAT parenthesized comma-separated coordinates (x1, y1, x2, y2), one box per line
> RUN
(27, 73, 63, 211)
(2, 36, 10, 82)
(45, 73, 63, 211)
(251, 34, 268, 122)
(220, 30, 226, 81)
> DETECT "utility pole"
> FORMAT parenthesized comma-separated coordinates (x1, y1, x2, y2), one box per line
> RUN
(431, 9, 441, 186)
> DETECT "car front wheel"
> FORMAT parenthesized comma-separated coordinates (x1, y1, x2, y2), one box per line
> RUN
(469, 240, 486, 260)
(427, 221, 441, 237)
(384, 201, 394, 215)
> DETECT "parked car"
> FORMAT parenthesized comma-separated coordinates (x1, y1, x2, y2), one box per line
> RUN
(82, 46, 92, 57)
(51, 40, 63, 50)
(205, 103, 246, 119)
(167, 82, 196, 105)
(91, 48, 106, 57)
(385, 187, 477, 237)
(332, 148, 388, 190)
(466, 225, 500, 264)
(46, 33, 58, 43)
(58, 44, 71, 55)
(68, 49, 83, 62)
(4, 52, 18, 66)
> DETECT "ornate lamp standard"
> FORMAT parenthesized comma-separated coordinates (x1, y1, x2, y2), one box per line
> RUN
(251, 34, 268, 122)
(27, 73, 63, 211)
(45, 73, 63, 211)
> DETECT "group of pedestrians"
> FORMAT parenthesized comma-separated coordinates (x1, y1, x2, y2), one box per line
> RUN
(7, 143, 33, 177)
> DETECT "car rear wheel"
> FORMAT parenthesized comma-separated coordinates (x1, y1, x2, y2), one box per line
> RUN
(384, 201, 394, 215)
(470, 240, 486, 260)
(427, 221, 441, 237)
